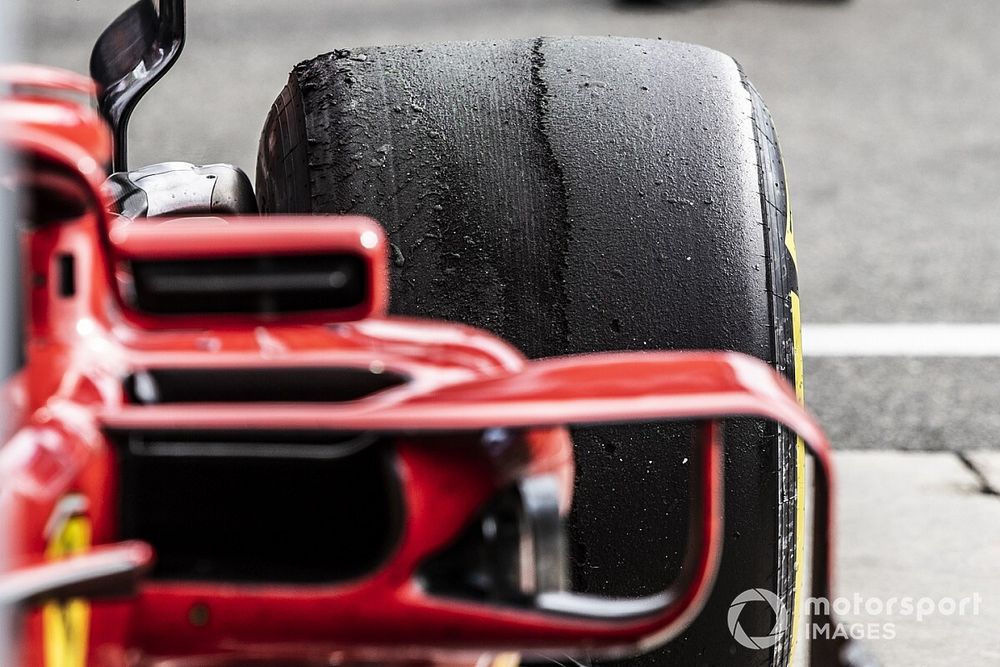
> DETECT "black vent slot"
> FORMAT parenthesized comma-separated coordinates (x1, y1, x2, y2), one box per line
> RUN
(124, 367, 408, 404)
(111, 430, 402, 583)
(126, 253, 367, 316)
(57, 253, 76, 297)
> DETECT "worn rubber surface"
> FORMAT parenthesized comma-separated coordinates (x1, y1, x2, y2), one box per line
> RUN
(258, 37, 799, 666)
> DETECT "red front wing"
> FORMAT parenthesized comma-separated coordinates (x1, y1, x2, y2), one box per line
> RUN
(4, 352, 834, 663)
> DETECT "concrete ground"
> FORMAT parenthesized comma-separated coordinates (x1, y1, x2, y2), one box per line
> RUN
(834, 452, 1000, 666)
(18, 0, 1000, 664)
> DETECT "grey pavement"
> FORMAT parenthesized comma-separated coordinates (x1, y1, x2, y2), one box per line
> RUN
(965, 450, 1000, 495)
(835, 451, 1000, 666)
(806, 357, 1000, 451)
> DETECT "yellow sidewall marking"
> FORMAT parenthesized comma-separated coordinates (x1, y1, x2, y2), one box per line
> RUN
(43, 510, 91, 667)
(788, 292, 807, 659)
(785, 178, 807, 663)
(785, 212, 798, 268)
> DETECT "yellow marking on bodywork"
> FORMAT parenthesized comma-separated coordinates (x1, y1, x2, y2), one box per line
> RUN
(43, 511, 91, 667)
(490, 653, 521, 667)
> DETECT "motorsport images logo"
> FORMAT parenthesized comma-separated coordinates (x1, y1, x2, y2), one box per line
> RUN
(727, 588, 790, 650)
(729, 588, 983, 647)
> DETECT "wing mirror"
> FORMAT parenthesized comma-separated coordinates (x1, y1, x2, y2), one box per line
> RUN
(90, 0, 186, 171)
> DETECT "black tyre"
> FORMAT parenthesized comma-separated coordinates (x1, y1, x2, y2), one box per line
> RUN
(257, 37, 803, 666)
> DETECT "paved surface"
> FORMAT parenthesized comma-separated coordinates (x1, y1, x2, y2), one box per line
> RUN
(965, 450, 1000, 494)
(18, 2, 1000, 664)
(835, 452, 1000, 666)
(807, 357, 1000, 451)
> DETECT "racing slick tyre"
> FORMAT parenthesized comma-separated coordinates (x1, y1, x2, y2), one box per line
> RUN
(257, 37, 804, 666)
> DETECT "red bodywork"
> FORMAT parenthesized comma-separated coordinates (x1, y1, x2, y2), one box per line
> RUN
(0, 65, 836, 666)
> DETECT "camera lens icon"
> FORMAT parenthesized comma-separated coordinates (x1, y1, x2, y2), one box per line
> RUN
(728, 588, 790, 650)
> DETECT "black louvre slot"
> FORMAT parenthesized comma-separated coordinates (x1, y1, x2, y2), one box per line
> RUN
(57, 253, 76, 297)
(123, 367, 408, 404)
(127, 253, 367, 316)
(111, 430, 403, 583)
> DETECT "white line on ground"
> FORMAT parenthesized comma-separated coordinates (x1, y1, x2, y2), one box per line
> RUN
(802, 323, 1000, 357)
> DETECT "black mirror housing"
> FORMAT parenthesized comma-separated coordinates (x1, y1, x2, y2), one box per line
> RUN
(90, 0, 185, 172)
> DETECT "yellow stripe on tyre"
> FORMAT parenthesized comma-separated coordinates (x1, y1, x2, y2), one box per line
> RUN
(784, 202, 808, 664)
